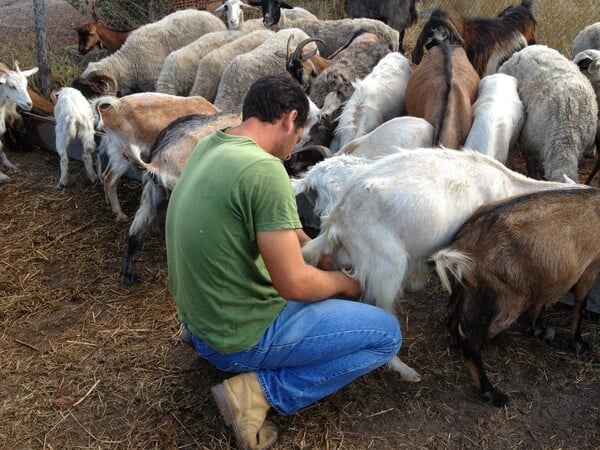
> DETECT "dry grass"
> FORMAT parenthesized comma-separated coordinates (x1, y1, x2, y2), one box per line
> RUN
(1, 148, 599, 449)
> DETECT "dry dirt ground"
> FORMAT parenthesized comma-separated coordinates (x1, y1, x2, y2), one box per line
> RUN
(1, 1, 600, 449)
(1, 147, 599, 450)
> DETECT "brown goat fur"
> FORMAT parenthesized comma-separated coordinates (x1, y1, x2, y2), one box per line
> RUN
(95, 93, 219, 221)
(75, 22, 134, 55)
(405, 41, 479, 149)
(433, 188, 599, 407)
(412, 0, 536, 76)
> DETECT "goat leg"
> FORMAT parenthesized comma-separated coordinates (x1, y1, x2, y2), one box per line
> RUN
(460, 337, 508, 408)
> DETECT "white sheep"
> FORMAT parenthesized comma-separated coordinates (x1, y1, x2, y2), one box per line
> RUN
(300, 148, 586, 382)
(214, 28, 314, 113)
(155, 30, 244, 96)
(283, 17, 399, 57)
(334, 52, 412, 149)
(572, 22, 600, 57)
(573, 49, 600, 184)
(464, 73, 524, 164)
(0, 62, 38, 184)
(80, 10, 226, 96)
(52, 87, 100, 189)
(499, 45, 597, 181)
(189, 29, 274, 101)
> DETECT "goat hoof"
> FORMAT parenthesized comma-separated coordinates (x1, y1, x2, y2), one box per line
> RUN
(574, 340, 592, 359)
(483, 389, 508, 408)
(121, 272, 138, 285)
(0, 174, 10, 184)
(543, 327, 556, 342)
(402, 370, 422, 383)
(115, 213, 129, 223)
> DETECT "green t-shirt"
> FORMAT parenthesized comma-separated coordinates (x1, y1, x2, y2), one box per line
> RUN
(165, 130, 302, 354)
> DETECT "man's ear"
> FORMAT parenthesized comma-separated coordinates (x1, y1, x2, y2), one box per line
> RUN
(287, 109, 298, 129)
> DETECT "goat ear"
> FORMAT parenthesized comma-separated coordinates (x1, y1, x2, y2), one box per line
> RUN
(213, 4, 225, 12)
(274, 50, 287, 59)
(302, 46, 319, 61)
(412, 32, 425, 63)
(21, 67, 39, 78)
(241, 3, 259, 9)
(0, 75, 6, 85)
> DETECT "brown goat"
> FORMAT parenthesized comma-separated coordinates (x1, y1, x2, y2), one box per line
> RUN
(405, 38, 479, 149)
(93, 93, 219, 221)
(412, 0, 536, 76)
(74, 22, 135, 55)
(432, 188, 598, 408)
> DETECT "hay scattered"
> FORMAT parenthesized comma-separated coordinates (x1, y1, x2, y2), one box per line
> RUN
(1, 145, 598, 449)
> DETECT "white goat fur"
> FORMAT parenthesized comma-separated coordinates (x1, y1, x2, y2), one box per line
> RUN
(572, 22, 600, 57)
(81, 10, 226, 95)
(189, 29, 274, 101)
(0, 63, 38, 183)
(464, 73, 524, 164)
(499, 45, 597, 180)
(337, 116, 434, 158)
(53, 87, 99, 188)
(301, 148, 586, 381)
(334, 52, 412, 148)
(156, 30, 244, 96)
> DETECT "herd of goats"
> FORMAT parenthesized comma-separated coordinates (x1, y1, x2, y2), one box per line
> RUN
(1, 0, 600, 407)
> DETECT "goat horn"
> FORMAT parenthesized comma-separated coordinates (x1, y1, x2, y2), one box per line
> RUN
(291, 38, 325, 62)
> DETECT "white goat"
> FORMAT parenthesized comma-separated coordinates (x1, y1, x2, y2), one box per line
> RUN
(301, 148, 585, 382)
(464, 73, 524, 164)
(0, 62, 38, 183)
(52, 87, 99, 189)
(334, 52, 412, 149)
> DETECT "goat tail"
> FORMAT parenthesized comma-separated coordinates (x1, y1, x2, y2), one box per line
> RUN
(433, 39, 453, 146)
(128, 143, 153, 173)
(430, 249, 473, 294)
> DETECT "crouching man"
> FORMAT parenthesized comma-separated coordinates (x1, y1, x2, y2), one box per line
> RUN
(165, 75, 402, 450)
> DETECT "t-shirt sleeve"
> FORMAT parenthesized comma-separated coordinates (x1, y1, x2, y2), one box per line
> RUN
(237, 160, 302, 238)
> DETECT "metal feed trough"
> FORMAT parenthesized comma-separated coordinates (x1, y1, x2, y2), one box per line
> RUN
(17, 112, 600, 314)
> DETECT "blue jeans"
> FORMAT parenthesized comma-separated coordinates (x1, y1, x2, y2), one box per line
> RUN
(189, 299, 402, 415)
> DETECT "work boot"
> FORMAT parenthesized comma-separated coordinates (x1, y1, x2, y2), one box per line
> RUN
(211, 372, 278, 450)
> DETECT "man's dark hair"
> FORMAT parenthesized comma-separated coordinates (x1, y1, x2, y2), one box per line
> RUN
(242, 74, 309, 129)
